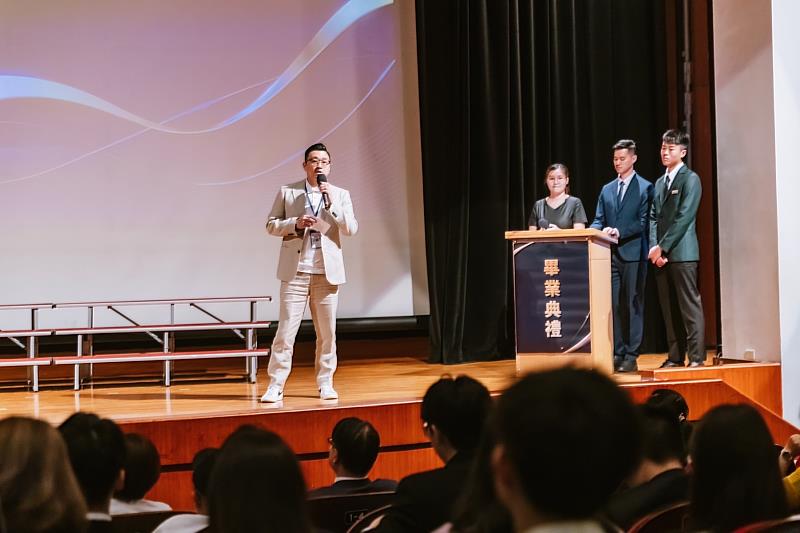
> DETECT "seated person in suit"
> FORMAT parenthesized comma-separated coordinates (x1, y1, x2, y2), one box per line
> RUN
(372, 375, 492, 533)
(528, 163, 588, 230)
(111, 433, 172, 515)
(309, 417, 397, 497)
(154, 448, 218, 533)
(604, 404, 689, 530)
(492, 369, 640, 533)
(59, 412, 127, 533)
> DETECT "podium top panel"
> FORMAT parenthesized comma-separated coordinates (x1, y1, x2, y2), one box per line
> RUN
(504, 228, 618, 245)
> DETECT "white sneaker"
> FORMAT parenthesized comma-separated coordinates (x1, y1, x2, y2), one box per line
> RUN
(319, 384, 338, 400)
(260, 385, 283, 403)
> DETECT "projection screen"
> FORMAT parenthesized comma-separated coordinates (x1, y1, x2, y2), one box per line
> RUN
(0, 0, 428, 328)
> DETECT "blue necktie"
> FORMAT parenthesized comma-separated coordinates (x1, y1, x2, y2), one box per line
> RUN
(616, 180, 624, 208)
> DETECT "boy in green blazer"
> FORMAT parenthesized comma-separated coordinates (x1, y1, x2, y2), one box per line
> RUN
(648, 130, 705, 367)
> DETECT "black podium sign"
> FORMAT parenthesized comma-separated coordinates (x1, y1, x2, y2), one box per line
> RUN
(513, 241, 591, 354)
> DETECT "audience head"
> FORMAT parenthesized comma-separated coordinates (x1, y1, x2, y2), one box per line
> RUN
(421, 375, 492, 461)
(58, 412, 126, 512)
(492, 369, 640, 530)
(645, 388, 692, 459)
(689, 404, 788, 531)
(328, 417, 380, 478)
(645, 388, 689, 422)
(450, 423, 513, 533)
(114, 433, 161, 502)
(0, 416, 87, 533)
(207, 425, 311, 533)
(637, 404, 685, 466)
(192, 447, 219, 514)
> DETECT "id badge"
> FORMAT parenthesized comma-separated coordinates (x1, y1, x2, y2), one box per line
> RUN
(310, 231, 322, 249)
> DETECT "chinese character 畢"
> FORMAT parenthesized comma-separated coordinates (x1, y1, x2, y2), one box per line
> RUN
(543, 259, 560, 276)
(544, 279, 561, 298)
(544, 300, 562, 318)
(545, 320, 562, 338)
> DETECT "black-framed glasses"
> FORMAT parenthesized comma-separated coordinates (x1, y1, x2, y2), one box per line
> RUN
(306, 158, 330, 166)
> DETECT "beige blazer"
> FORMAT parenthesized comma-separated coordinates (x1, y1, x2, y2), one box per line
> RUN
(266, 179, 358, 285)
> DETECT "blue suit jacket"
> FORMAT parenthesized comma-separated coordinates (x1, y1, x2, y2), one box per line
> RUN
(591, 173, 654, 262)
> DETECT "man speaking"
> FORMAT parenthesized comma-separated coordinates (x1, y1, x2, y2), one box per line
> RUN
(261, 143, 358, 402)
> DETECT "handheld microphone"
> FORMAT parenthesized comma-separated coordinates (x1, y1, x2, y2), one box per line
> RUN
(316, 172, 331, 210)
(538, 218, 550, 230)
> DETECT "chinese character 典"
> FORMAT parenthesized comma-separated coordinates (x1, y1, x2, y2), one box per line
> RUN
(544, 300, 562, 318)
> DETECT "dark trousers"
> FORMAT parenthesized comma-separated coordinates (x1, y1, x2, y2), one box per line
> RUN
(655, 261, 705, 363)
(612, 255, 647, 361)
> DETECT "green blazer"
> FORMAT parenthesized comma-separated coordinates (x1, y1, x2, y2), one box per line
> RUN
(649, 165, 701, 262)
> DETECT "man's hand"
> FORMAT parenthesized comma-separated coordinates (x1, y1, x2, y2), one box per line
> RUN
(603, 227, 620, 238)
(295, 215, 317, 230)
(546, 224, 559, 230)
(655, 257, 668, 268)
(318, 181, 330, 195)
(648, 245, 662, 263)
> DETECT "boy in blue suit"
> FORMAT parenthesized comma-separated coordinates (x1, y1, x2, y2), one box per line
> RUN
(591, 139, 654, 372)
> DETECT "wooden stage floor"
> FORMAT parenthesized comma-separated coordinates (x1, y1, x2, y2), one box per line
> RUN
(0, 351, 791, 510)
(0, 352, 764, 424)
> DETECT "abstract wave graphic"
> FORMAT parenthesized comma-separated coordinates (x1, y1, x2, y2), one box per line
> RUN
(198, 60, 396, 186)
(0, 0, 392, 135)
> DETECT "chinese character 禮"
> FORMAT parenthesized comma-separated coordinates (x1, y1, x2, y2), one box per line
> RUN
(545, 319, 562, 338)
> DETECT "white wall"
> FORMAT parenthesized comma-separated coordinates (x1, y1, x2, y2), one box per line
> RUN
(713, 0, 800, 425)
(713, 0, 780, 363)
(772, 0, 800, 425)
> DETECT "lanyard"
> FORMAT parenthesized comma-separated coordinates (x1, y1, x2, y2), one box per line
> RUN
(304, 182, 325, 217)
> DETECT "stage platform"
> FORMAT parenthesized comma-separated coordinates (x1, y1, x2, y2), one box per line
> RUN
(0, 351, 794, 510)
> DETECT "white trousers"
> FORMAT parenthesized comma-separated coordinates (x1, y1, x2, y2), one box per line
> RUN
(268, 272, 339, 389)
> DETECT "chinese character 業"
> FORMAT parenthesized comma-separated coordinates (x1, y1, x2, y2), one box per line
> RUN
(544, 279, 561, 298)
(545, 320, 562, 338)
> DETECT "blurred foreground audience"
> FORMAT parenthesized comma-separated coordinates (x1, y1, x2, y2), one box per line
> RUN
(0, 416, 88, 533)
(689, 404, 789, 531)
(491, 368, 641, 533)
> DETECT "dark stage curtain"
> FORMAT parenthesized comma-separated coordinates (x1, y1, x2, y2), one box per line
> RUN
(416, 0, 670, 363)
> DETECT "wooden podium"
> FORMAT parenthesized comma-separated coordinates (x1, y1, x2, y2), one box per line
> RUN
(505, 229, 616, 375)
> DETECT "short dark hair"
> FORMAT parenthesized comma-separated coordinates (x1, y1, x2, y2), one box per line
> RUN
(645, 388, 689, 421)
(612, 139, 636, 154)
(192, 448, 219, 499)
(208, 425, 311, 533)
(58, 412, 126, 507)
(638, 404, 685, 464)
(662, 129, 689, 148)
(304, 142, 330, 161)
(331, 417, 380, 477)
(690, 404, 788, 531)
(421, 375, 492, 452)
(115, 433, 161, 501)
(494, 369, 640, 520)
